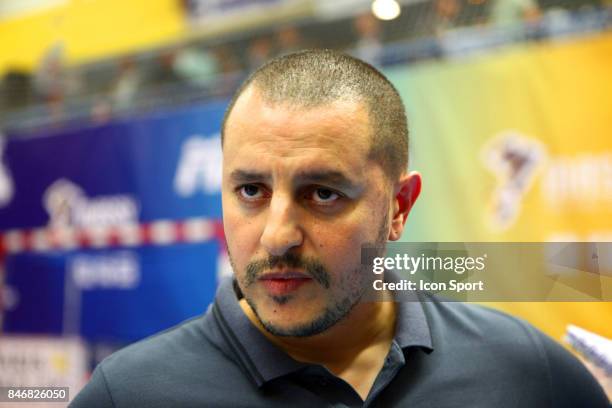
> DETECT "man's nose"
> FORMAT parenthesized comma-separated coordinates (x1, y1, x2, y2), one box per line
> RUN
(260, 194, 303, 256)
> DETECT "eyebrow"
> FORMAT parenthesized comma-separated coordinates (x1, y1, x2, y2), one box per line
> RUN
(229, 170, 270, 184)
(295, 170, 358, 190)
(229, 169, 359, 191)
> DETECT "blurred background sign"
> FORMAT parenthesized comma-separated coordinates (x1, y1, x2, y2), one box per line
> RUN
(0, 102, 227, 343)
(0, 102, 225, 228)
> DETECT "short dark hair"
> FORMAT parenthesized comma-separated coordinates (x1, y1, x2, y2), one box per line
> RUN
(221, 49, 409, 181)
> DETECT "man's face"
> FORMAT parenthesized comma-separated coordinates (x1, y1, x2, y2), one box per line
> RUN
(222, 86, 392, 337)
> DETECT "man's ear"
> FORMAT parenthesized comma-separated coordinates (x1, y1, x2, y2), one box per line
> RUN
(388, 171, 422, 241)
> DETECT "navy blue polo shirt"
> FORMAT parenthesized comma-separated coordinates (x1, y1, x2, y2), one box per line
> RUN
(71, 276, 609, 407)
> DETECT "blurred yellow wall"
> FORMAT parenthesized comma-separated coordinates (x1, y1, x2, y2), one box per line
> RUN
(484, 302, 612, 342)
(391, 32, 612, 343)
(0, 0, 186, 74)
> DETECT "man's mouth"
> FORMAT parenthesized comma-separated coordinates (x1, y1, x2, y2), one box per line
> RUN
(259, 271, 312, 296)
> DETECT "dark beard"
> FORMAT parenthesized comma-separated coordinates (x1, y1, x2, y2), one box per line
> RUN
(230, 205, 390, 337)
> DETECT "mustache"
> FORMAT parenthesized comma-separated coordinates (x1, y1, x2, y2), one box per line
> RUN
(245, 252, 330, 289)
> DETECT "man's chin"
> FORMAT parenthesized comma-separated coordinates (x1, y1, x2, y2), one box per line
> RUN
(252, 303, 351, 337)
(254, 309, 328, 337)
(258, 317, 331, 338)
(246, 298, 330, 337)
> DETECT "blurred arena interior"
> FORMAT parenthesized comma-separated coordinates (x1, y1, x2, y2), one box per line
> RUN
(0, 0, 611, 402)
(1, 0, 610, 131)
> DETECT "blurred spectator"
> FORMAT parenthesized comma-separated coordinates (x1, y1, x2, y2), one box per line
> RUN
(490, 0, 542, 27)
(1, 69, 32, 111)
(33, 42, 64, 104)
(110, 56, 142, 112)
(276, 25, 304, 55)
(148, 49, 182, 85)
(90, 96, 112, 124)
(213, 45, 240, 75)
(247, 36, 273, 72)
(352, 13, 384, 66)
(33, 42, 74, 120)
(172, 45, 220, 89)
(211, 45, 243, 96)
(433, 0, 463, 34)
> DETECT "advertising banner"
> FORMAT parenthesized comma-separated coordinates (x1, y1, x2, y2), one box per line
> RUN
(0, 101, 228, 342)
(386, 32, 612, 339)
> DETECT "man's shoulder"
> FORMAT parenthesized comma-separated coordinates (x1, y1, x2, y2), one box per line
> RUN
(418, 295, 609, 406)
(70, 311, 253, 407)
(420, 294, 535, 341)
(421, 295, 560, 358)
(101, 314, 222, 372)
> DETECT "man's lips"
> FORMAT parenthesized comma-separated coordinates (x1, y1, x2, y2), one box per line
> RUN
(259, 271, 312, 296)
(260, 271, 310, 280)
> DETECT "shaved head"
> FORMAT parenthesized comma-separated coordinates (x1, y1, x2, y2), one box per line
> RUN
(222, 49, 409, 181)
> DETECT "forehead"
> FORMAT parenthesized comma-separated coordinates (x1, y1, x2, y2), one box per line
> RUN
(223, 86, 372, 172)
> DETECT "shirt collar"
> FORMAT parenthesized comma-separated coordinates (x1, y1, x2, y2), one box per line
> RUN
(208, 274, 433, 388)
(386, 270, 434, 351)
(210, 278, 308, 387)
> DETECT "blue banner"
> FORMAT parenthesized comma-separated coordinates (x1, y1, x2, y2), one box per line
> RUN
(1, 100, 229, 342)
(0, 101, 227, 229)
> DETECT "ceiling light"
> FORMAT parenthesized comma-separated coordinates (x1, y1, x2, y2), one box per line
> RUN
(371, 0, 401, 21)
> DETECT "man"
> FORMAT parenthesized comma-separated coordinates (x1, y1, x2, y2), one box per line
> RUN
(71, 50, 609, 407)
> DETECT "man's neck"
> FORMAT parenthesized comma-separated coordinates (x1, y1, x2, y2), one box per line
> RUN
(238, 297, 397, 400)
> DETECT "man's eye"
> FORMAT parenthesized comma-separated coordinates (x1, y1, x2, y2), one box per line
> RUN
(311, 188, 340, 203)
(238, 184, 264, 199)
